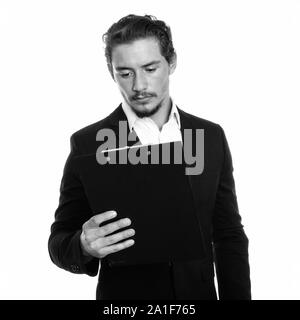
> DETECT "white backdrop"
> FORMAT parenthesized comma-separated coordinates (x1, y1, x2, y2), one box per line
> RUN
(0, 0, 299, 300)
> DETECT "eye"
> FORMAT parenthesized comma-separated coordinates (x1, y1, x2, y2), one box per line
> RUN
(145, 67, 157, 73)
(119, 71, 133, 78)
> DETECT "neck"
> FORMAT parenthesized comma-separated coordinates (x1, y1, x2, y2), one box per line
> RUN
(150, 96, 172, 131)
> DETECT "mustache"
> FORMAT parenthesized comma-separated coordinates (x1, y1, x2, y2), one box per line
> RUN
(131, 93, 156, 100)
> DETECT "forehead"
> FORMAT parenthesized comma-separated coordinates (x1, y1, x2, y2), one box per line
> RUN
(111, 37, 165, 67)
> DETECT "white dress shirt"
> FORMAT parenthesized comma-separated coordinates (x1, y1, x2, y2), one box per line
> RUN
(121, 98, 182, 145)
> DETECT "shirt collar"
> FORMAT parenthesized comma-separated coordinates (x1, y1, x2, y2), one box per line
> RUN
(121, 98, 181, 132)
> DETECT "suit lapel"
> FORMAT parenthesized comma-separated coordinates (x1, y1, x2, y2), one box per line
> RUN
(178, 107, 207, 254)
(107, 104, 140, 147)
(177, 107, 199, 205)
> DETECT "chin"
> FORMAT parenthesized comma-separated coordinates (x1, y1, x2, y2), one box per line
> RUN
(133, 103, 160, 118)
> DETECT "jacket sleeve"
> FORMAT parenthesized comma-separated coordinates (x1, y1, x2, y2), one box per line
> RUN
(48, 134, 99, 276)
(212, 125, 251, 300)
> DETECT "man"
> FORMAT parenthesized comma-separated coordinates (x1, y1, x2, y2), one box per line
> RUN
(48, 14, 251, 300)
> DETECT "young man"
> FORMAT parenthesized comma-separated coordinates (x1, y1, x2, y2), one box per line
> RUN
(48, 14, 251, 300)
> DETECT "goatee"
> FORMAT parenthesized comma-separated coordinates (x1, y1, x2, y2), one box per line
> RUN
(131, 101, 162, 118)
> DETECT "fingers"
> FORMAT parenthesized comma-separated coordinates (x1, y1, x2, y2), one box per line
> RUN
(87, 228, 135, 254)
(84, 227, 135, 259)
(98, 228, 135, 247)
(83, 210, 117, 229)
(97, 239, 135, 258)
(98, 218, 132, 237)
(84, 217, 132, 242)
(81, 210, 136, 259)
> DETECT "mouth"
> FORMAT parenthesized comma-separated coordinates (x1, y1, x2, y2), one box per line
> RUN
(133, 96, 152, 103)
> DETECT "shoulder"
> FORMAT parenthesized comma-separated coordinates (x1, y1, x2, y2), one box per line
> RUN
(178, 107, 228, 157)
(178, 107, 232, 170)
(178, 107, 224, 134)
(72, 119, 106, 140)
(72, 114, 112, 139)
(69, 105, 123, 154)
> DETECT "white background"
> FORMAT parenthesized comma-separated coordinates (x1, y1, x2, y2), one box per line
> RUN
(0, 0, 299, 300)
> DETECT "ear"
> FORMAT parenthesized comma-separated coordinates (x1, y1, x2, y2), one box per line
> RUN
(169, 52, 177, 75)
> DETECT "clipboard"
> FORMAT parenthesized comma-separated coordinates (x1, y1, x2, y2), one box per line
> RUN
(75, 142, 205, 266)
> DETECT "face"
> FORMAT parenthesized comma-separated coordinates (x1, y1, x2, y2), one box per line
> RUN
(111, 37, 176, 118)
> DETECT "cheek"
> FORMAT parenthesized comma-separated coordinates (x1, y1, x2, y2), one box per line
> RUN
(116, 79, 131, 94)
(153, 74, 169, 93)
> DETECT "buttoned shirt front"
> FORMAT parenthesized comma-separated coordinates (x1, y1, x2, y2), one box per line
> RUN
(121, 98, 182, 145)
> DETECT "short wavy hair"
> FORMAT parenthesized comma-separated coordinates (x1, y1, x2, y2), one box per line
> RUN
(102, 14, 176, 77)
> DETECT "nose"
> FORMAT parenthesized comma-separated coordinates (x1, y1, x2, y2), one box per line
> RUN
(132, 72, 147, 92)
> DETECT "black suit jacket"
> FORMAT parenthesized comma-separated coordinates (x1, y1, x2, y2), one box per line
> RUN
(48, 104, 251, 300)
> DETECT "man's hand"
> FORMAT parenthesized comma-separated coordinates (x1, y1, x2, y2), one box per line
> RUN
(80, 210, 135, 260)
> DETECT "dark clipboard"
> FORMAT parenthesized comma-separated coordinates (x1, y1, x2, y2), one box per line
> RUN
(74, 142, 205, 266)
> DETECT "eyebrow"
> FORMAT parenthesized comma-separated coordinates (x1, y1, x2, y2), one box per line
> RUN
(115, 60, 161, 71)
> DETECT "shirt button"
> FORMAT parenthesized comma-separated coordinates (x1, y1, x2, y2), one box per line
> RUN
(71, 264, 80, 273)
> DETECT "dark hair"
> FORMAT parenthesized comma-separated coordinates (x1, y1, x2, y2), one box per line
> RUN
(102, 14, 176, 77)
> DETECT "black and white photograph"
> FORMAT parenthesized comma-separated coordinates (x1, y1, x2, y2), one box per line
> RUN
(0, 0, 299, 303)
